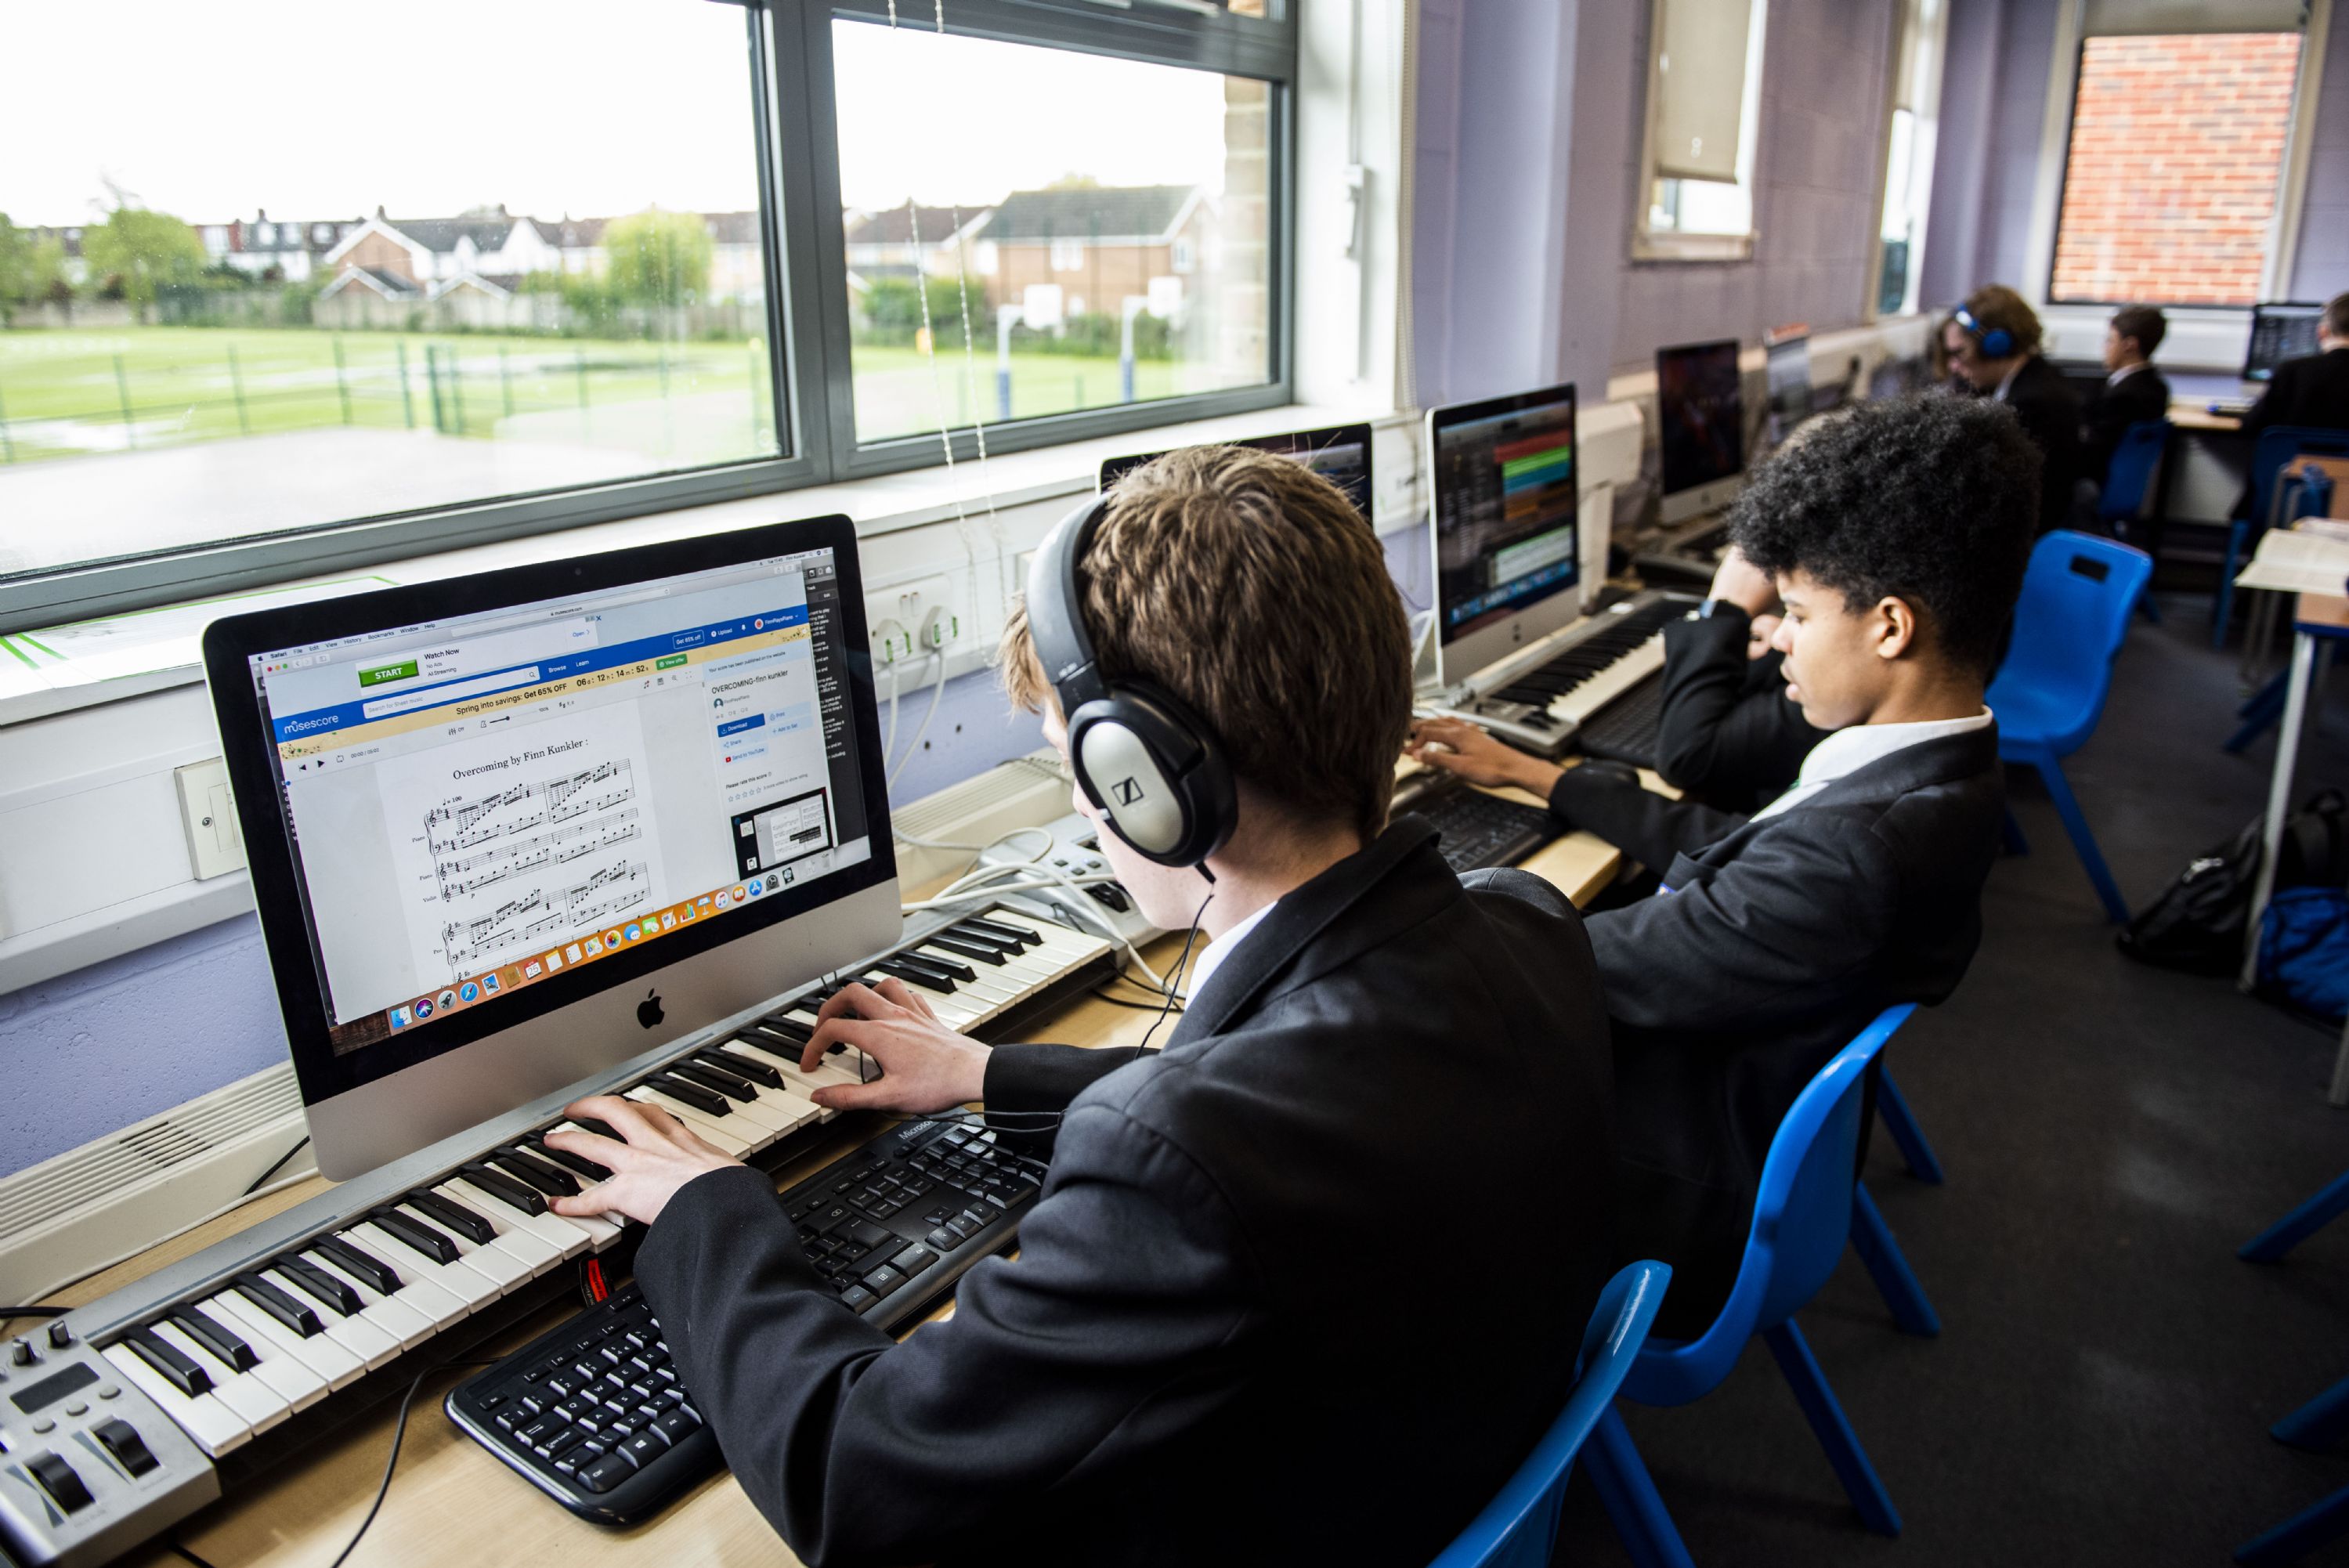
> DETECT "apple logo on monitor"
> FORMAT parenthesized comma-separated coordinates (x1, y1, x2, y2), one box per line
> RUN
(638, 988, 665, 1030)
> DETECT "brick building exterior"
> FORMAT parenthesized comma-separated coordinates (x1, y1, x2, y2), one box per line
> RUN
(2051, 31, 2303, 305)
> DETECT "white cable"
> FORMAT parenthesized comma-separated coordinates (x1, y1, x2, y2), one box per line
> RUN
(888, 650, 951, 789)
(903, 853, 1173, 993)
(884, 658, 905, 763)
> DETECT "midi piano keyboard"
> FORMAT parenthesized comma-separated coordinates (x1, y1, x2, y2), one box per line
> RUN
(0, 905, 1115, 1568)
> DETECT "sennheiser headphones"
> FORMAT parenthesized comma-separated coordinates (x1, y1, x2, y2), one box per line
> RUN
(1025, 493, 1238, 868)
(1952, 304, 2016, 360)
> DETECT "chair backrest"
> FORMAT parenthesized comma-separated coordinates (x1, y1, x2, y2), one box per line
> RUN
(2098, 419, 2170, 522)
(1986, 530, 2154, 754)
(1428, 1260, 1672, 1568)
(1620, 1006, 1914, 1407)
(2253, 427, 2349, 529)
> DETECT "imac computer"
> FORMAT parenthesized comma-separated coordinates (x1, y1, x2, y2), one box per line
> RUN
(201, 515, 901, 1179)
(1657, 339, 1746, 524)
(1764, 334, 1812, 451)
(2245, 302, 2325, 382)
(1426, 383, 1580, 686)
(1098, 421, 1375, 520)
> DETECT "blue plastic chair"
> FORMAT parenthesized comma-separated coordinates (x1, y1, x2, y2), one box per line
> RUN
(2235, 1368, 2349, 1563)
(1986, 531, 2154, 923)
(2216, 428, 2349, 649)
(2240, 1165, 2349, 1263)
(1584, 1005, 1921, 1551)
(1429, 1260, 1674, 1568)
(2098, 420, 2170, 621)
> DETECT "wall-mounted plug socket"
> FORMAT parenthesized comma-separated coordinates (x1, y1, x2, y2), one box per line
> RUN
(919, 605, 959, 652)
(869, 617, 915, 665)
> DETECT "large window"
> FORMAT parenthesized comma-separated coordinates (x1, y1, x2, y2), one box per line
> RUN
(0, 0, 1294, 631)
(2050, 29, 2304, 305)
(1635, 0, 1769, 262)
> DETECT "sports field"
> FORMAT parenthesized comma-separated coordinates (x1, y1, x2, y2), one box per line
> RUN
(0, 327, 1219, 465)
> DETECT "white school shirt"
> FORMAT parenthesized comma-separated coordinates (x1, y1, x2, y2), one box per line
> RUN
(1747, 710, 1995, 822)
(1181, 899, 1279, 1010)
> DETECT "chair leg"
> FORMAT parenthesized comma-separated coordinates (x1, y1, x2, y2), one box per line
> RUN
(1762, 1320, 1903, 1537)
(2273, 1372, 2349, 1451)
(2240, 1169, 2349, 1263)
(1875, 1068, 1946, 1184)
(2001, 807, 2030, 857)
(1850, 1183, 1942, 1337)
(1584, 1405, 1697, 1568)
(2137, 586, 2164, 624)
(2217, 520, 2248, 648)
(2236, 1483, 2349, 1566)
(2228, 670, 2293, 755)
(2033, 757, 2131, 923)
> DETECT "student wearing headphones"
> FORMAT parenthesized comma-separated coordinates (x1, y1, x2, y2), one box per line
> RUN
(1942, 284, 2081, 535)
(1408, 395, 2033, 1335)
(540, 446, 1617, 1566)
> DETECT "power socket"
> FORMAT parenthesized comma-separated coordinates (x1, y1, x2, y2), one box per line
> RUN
(919, 605, 959, 652)
(869, 616, 915, 666)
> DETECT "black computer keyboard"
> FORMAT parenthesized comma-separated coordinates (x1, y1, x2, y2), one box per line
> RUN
(446, 1118, 1041, 1524)
(1574, 669, 1665, 770)
(1406, 782, 1556, 874)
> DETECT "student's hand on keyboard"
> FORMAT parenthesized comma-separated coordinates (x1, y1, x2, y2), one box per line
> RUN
(799, 977, 993, 1116)
(1406, 717, 1565, 797)
(543, 1096, 744, 1226)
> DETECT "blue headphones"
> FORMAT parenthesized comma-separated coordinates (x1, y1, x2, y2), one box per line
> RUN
(1952, 304, 2015, 360)
(1026, 494, 1238, 869)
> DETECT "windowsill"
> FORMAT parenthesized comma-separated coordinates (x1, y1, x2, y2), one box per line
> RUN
(0, 397, 1406, 728)
(1630, 229, 1758, 263)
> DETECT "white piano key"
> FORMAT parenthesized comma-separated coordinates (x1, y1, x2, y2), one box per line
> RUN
(715, 1042, 851, 1119)
(298, 1249, 441, 1352)
(208, 1288, 366, 1392)
(387, 1202, 539, 1295)
(917, 943, 1058, 988)
(345, 1222, 501, 1318)
(102, 1342, 251, 1457)
(184, 1295, 331, 1411)
(664, 1075, 800, 1136)
(541, 1125, 634, 1239)
(258, 1266, 403, 1371)
(145, 1319, 291, 1436)
(439, 1178, 584, 1263)
(624, 1086, 758, 1156)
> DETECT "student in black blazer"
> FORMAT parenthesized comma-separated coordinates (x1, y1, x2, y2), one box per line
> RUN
(2082, 305, 2173, 487)
(542, 447, 1617, 1567)
(1942, 284, 2081, 535)
(2244, 292, 2349, 439)
(1410, 395, 2036, 1334)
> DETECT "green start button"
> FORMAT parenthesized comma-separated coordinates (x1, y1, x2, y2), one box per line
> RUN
(356, 659, 419, 687)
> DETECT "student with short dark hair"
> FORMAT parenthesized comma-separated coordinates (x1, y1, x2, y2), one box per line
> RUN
(544, 446, 1619, 1566)
(1942, 284, 2082, 534)
(2083, 305, 2172, 490)
(2244, 291, 2349, 439)
(1410, 395, 2035, 1333)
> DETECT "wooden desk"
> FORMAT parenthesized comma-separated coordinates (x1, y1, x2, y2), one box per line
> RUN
(68, 812, 1631, 1568)
(2168, 403, 2242, 433)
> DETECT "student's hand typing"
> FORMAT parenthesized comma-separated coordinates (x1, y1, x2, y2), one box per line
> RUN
(544, 1095, 743, 1227)
(1708, 547, 1780, 619)
(1405, 717, 1565, 797)
(797, 977, 993, 1116)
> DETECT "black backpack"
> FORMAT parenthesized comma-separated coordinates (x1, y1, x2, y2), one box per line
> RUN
(2117, 789, 2349, 975)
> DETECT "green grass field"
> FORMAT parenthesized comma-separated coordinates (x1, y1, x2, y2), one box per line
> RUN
(0, 326, 1246, 465)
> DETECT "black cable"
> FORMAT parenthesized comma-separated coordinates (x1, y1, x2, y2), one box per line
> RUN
(0, 1306, 67, 1321)
(170, 1541, 223, 1568)
(1137, 886, 1214, 1057)
(241, 1134, 312, 1197)
(324, 1357, 500, 1568)
(1087, 990, 1189, 1013)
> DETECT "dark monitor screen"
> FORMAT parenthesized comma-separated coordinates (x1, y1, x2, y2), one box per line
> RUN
(1765, 336, 1811, 448)
(1428, 384, 1579, 650)
(1657, 339, 1746, 497)
(2246, 303, 2325, 382)
(1098, 421, 1375, 519)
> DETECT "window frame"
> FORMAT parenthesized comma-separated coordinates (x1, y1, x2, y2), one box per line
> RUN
(0, 0, 1299, 635)
(1631, 0, 1770, 264)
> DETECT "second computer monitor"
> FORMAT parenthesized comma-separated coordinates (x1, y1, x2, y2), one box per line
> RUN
(1426, 383, 1580, 685)
(1765, 335, 1812, 450)
(1657, 339, 1746, 524)
(2245, 302, 2325, 382)
(1098, 421, 1375, 519)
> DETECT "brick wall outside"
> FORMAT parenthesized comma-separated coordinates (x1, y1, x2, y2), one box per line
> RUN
(2051, 31, 2302, 305)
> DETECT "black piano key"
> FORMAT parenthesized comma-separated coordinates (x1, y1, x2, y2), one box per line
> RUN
(406, 1190, 497, 1244)
(527, 1136, 613, 1183)
(371, 1206, 461, 1265)
(883, 956, 960, 992)
(956, 916, 1041, 949)
(490, 1147, 580, 1198)
(230, 1272, 324, 1337)
(926, 933, 1009, 966)
(667, 1060, 758, 1102)
(753, 1015, 813, 1045)
(313, 1235, 402, 1295)
(163, 1306, 256, 1371)
(699, 1047, 782, 1088)
(569, 1116, 623, 1142)
(460, 1162, 549, 1216)
(645, 1074, 732, 1117)
(124, 1327, 213, 1396)
(905, 949, 978, 982)
(272, 1256, 363, 1317)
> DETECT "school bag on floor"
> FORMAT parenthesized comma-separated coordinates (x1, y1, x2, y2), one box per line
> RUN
(2117, 789, 2347, 975)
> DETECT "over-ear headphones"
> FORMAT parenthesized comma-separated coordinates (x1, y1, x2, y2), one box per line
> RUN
(1952, 304, 2015, 360)
(1026, 494, 1238, 868)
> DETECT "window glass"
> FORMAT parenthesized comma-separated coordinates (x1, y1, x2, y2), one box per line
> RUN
(0, 0, 776, 582)
(2051, 31, 2302, 305)
(1641, 0, 1768, 248)
(833, 20, 1274, 446)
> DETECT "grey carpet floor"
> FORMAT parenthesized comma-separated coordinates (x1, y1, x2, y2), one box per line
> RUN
(1553, 596, 2349, 1566)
